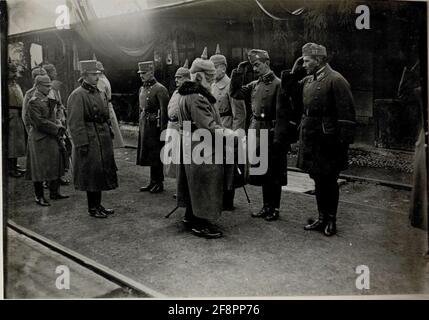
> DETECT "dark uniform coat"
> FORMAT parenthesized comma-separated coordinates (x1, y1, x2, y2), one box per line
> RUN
(176, 81, 224, 221)
(136, 79, 169, 166)
(25, 90, 65, 181)
(8, 80, 26, 158)
(293, 64, 356, 177)
(230, 70, 289, 186)
(67, 81, 118, 192)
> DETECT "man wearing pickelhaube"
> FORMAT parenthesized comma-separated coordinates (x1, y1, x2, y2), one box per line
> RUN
(210, 44, 246, 211)
(163, 59, 190, 181)
(230, 49, 289, 221)
(288, 43, 356, 236)
(176, 53, 237, 239)
(67, 60, 118, 218)
(136, 61, 170, 194)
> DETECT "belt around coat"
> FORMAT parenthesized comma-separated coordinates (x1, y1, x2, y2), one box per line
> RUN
(219, 109, 233, 117)
(252, 113, 271, 121)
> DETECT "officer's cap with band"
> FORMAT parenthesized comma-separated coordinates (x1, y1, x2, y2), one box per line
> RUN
(248, 49, 270, 64)
(302, 43, 327, 57)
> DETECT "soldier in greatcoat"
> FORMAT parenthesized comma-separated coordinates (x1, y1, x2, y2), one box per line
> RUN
(7, 63, 26, 178)
(176, 57, 237, 239)
(25, 75, 69, 206)
(230, 49, 291, 221)
(210, 45, 247, 211)
(67, 60, 118, 218)
(136, 61, 170, 193)
(288, 43, 356, 236)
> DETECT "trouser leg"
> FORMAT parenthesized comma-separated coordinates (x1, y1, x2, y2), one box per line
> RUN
(150, 162, 164, 184)
(87, 191, 99, 210)
(223, 189, 235, 209)
(262, 183, 271, 208)
(49, 179, 60, 196)
(271, 183, 282, 209)
(34, 182, 44, 198)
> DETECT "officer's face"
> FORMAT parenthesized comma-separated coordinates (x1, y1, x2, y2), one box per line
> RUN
(48, 68, 57, 80)
(140, 71, 154, 82)
(214, 64, 226, 81)
(85, 73, 100, 86)
(175, 75, 187, 88)
(252, 60, 270, 76)
(303, 56, 319, 74)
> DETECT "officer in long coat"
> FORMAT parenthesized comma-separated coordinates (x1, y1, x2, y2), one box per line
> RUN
(136, 61, 170, 193)
(210, 45, 247, 211)
(163, 60, 190, 180)
(25, 75, 68, 206)
(67, 60, 118, 218)
(230, 49, 289, 221)
(7, 63, 26, 178)
(289, 43, 356, 236)
(176, 57, 237, 239)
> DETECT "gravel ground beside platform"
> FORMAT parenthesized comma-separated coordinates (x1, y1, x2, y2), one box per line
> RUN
(6, 148, 429, 298)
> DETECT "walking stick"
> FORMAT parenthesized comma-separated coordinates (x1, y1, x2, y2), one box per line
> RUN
(236, 166, 252, 212)
(165, 205, 179, 218)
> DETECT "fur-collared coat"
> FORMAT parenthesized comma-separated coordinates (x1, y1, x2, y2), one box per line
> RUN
(176, 81, 224, 221)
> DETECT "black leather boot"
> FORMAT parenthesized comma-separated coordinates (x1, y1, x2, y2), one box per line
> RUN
(150, 183, 164, 193)
(140, 182, 155, 192)
(265, 208, 279, 221)
(324, 213, 337, 236)
(251, 205, 270, 218)
(304, 211, 326, 231)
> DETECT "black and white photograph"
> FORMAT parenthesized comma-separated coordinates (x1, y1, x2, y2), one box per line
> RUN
(1, 0, 429, 302)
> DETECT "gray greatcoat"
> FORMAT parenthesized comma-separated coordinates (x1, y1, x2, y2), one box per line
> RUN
(67, 81, 118, 192)
(25, 90, 65, 181)
(176, 81, 224, 221)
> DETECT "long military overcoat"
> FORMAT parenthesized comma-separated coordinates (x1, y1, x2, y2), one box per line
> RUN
(136, 79, 169, 166)
(8, 81, 26, 158)
(67, 81, 118, 192)
(293, 64, 356, 177)
(176, 81, 224, 221)
(25, 90, 65, 181)
(230, 70, 288, 186)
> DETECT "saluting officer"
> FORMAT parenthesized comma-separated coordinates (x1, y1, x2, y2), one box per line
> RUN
(210, 45, 247, 211)
(136, 61, 170, 193)
(290, 43, 356, 236)
(230, 49, 289, 221)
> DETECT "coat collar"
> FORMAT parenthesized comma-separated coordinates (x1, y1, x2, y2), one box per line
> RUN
(213, 75, 230, 90)
(257, 71, 275, 84)
(314, 64, 332, 82)
(178, 81, 217, 104)
(81, 80, 99, 92)
(142, 78, 157, 88)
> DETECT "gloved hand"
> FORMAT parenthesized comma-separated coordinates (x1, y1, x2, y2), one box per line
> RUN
(79, 145, 89, 156)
